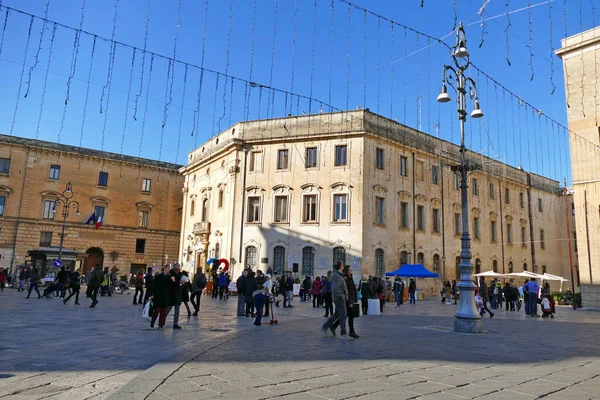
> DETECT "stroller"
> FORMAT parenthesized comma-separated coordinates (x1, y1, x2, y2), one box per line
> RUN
(43, 283, 59, 298)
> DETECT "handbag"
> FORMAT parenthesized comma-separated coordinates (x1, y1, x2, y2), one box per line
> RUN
(352, 303, 360, 318)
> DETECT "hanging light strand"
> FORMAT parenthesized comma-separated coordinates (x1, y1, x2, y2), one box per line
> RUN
(100, 0, 119, 114)
(9, 16, 34, 136)
(79, 35, 98, 148)
(548, 1, 556, 94)
(138, 54, 154, 157)
(35, 22, 56, 140)
(134, 0, 151, 121)
(505, 0, 511, 65)
(527, 0, 534, 80)
(290, 0, 298, 114)
(328, 0, 334, 110)
(120, 47, 136, 154)
(346, 2, 351, 111)
(175, 63, 188, 162)
(193, 0, 209, 144)
(309, 0, 317, 114)
(390, 22, 395, 119)
(0, 9, 10, 60)
(64, 0, 87, 108)
(377, 16, 381, 113)
(24, 0, 49, 98)
(363, 10, 367, 109)
(267, 0, 279, 119)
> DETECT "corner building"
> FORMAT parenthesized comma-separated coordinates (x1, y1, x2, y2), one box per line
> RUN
(180, 110, 575, 293)
(557, 26, 600, 306)
(0, 134, 183, 275)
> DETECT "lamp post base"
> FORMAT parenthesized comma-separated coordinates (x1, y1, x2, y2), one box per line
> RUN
(454, 316, 483, 334)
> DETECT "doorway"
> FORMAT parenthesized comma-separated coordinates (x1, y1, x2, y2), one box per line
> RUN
(83, 247, 104, 276)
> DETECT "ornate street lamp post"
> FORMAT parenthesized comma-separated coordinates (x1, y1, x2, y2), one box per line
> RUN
(55, 182, 80, 263)
(437, 23, 484, 334)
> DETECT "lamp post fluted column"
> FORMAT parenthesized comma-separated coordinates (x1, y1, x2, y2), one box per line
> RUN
(55, 182, 80, 263)
(437, 23, 484, 334)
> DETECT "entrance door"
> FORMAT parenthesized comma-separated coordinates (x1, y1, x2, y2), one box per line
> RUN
(131, 263, 147, 275)
(332, 247, 346, 267)
(302, 247, 315, 277)
(375, 249, 384, 278)
(83, 247, 104, 276)
(273, 246, 285, 276)
(245, 246, 257, 271)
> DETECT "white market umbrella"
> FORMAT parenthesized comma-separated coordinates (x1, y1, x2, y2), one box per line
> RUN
(507, 271, 543, 279)
(542, 273, 570, 292)
(473, 270, 506, 277)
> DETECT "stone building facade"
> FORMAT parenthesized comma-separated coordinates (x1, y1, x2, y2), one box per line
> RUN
(179, 110, 575, 292)
(0, 134, 182, 276)
(557, 26, 600, 306)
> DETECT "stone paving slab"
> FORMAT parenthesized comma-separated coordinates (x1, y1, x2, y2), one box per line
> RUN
(3, 288, 600, 399)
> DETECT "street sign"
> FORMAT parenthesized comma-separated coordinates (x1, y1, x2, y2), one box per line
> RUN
(53, 259, 62, 268)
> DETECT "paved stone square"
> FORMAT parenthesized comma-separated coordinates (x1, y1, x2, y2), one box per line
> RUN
(1, 288, 600, 400)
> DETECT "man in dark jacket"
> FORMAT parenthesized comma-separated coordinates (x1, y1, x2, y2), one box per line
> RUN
(55, 266, 68, 298)
(18, 267, 27, 292)
(321, 261, 352, 340)
(169, 263, 183, 329)
(25, 267, 41, 299)
(89, 265, 104, 308)
(143, 267, 154, 306)
(150, 264, 171, 329)
(359, 276, 372, 314)
(408, 278, 417, 304)
(244, 270, 258, 317)
(191, 267, 206, 316)
(236, 270, 247, 316)
(393, 276, 404, 307)
(285, 272, 294, 308)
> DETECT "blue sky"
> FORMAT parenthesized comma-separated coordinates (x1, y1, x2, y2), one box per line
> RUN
(0, 0, 596, 182)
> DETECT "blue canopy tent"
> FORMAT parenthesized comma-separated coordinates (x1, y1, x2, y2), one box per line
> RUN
(385, 264, 439, 278)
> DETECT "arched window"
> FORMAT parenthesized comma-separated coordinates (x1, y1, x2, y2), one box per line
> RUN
(302, 247, 315, 277)
(245, 246, 257, 270)
(332, 247, 346, 267)
(475, 258, 481, 275)
(417, 252, 425, 265)
(201, 198, 208, 222)
(492, 260, 498, 272)
(214, 243, 220, 259)
(273, 246, 286, 276)
(375, 249, 384, 278)
(523, 262, 528, 271)
(509, 262, 514, 273)
(433, 254, 441, 273)
(190, 200, 195, 216)
(400, 251, 409, 266)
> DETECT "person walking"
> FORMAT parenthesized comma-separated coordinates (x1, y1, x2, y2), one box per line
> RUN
(88, 265, 104, 308)
(408, 278, 417, 304)
(263, 274, 273, 317)
(478, 277, 494, 318)
(142, 267, 154, 306)
(55, 266, 68, 298)
(451, 280, 458, 305)
(218, 271, 228, 300)
(0, 268, 6, 291)
(320, 261, 352, 340)
(236, 270, 247, 316)
(181, 270, 192, 318)
(360, 276, 372, 314)
(393, 276, 404, 307)
(376, 278, 385, 313)
(191, 267, 206, 316)
(110, 267, 119, 295)
(302, 276, 312, 303)
(133, 269, 144, 305)
(169, 263, 183, 329)
(524, 278, 540, 317)
(25, 267, 41, 299)
(323, 271, 333, 317)
(475, 288, 494, 318)
(311, 276, 322, 308)
(63, 271, 81, 305)
(503, 281, 513, 311)
(244, 270, 258, 317)
(18, 267, 27, 292)
(150, 265, 171, 330)
(285, 272, 294, 308)
(332, 265, 360, 339)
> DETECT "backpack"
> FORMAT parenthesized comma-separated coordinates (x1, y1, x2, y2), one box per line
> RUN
(198, 273, 207, 289)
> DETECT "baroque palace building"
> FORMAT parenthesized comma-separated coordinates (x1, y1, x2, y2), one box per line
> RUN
(557, 25, 600, 306)
(0, 134, 182, 277)
(179, 110, 576, 292)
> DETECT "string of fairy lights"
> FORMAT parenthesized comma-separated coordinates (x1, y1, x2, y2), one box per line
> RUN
(0, 0, 596, 191)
